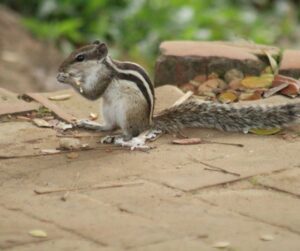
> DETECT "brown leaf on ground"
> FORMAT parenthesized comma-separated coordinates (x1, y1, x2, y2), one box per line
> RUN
(250, 128, 282, 135)
(280, 83, 300, 98)
(270, 74, 300, 98)
(239, 90, 264, 101)
(224, 69, 244, 83)
(172, 138, 202, 145)
(218, 91, 238, 103)
(241, 74, 274, 89)
(207, 72, 219, 79)
(180, 83, 196, 93)
(263, 83, 289, 98)
(228, 79, 242, 90)
(197, 78, 226, 96)
(192, 74, 207, 84)
(263, 49, 278, 74)
(271, 75, 300, 98)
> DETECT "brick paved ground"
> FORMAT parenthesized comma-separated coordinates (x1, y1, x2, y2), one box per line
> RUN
(1, 86, 300, 250)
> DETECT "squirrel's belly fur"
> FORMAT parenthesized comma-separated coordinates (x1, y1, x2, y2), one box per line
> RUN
(152, 99, 300, 133)
(102, 79, 150, 137)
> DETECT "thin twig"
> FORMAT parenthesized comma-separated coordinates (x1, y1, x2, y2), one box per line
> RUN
(34, 181, 144, 195)
(189, 156, 240, 177)
(204, 141, 244, 148)
(200, 161, 240, 176)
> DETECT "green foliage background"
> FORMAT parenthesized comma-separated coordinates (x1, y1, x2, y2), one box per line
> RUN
(2, 0, 300, 70)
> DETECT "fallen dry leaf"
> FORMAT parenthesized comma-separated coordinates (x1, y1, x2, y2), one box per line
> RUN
(172, 138, 202, 145)
(241, 74, 274, 89)
(280, 83, 300, 98)
(29, 229, 47, 238)
(263, 50, 278, 73)
(180, 83, 196, 93)
(192, 74, 207, 84)
(218, 91, 238, 103)
(239, 90, 263, 101)
(262, 66, 273, 74)
(271, 75, 300, 98)
(263, 83, 289, 98)
(197, 78, 226, 96)
(48, 94, 72, 101)
(228, 79, 242, 90)
(32, 118, 52, 128)
(250, 128, 281, 135)
(224, 69, 244, 83)
(207, 72, 219, 79)
(212, 241, 230, 248)
(281, 133, 298, 142)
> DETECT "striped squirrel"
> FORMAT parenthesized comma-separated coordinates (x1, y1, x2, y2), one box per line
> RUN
(57, 41, 300, 145)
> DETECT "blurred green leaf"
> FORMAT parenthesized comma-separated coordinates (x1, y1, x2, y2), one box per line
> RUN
(2, 0, 300, 70)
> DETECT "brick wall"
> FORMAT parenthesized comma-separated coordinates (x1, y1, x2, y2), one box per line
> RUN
(154, 41, 299, 87)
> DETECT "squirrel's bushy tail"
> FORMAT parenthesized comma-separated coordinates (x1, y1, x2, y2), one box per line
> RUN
(152, 99, 300, 133)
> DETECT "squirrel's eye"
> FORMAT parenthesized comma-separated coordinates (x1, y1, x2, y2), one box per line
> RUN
(76, 54, 85, 62)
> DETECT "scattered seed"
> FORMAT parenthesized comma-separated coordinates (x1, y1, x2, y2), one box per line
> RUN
(89, 112, 98, 120)
(29, 229, 47, 238)
(212, 241, 230, 248)
(49, 94, 72, 101)
(260, 234, 274, 241)
(41, 149, 61, 154)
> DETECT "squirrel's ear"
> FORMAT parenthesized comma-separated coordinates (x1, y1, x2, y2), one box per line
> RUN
(96, 42, 108, 58)
(93, 40, 101, 45)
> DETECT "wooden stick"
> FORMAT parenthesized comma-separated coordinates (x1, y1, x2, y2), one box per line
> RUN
(189, 156, 240, 177)
(204, 140, 244, 148)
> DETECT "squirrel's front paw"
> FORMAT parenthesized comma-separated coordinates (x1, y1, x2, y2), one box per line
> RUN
(76, 119, 106, 131)
(57, 72, 70, 83)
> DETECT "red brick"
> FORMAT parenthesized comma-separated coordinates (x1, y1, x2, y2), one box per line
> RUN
(279, 49, 300, 78)
(154, 41, 279, 87)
